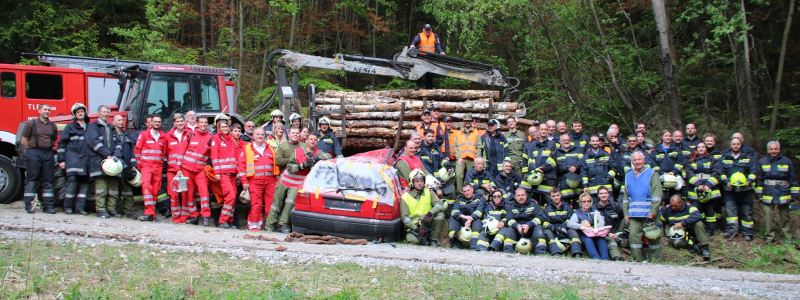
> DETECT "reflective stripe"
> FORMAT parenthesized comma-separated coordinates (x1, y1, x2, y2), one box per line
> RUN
(24, 193, 36, 197)
(70, 136, 84, 141)
(77, 193, 87, 198)
(142, 150, 163, 154)
(66, 168, 84, 173)
(93, 143, 103, 151)
(140, 156, 162, 161)
(212, 158, 237, 163)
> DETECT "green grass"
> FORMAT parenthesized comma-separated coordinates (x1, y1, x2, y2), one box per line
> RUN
(659, 235, 800, 274)
(0, 238, 679, 299)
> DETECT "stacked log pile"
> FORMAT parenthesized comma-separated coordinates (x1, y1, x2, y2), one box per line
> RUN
(314, 89, 533, 150)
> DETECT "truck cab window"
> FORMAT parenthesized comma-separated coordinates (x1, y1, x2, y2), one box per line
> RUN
(1, 72, 15, 98)
(145, 73, 190, 122)
(25, 73, 62, 100)
(195, 75, 221, 111)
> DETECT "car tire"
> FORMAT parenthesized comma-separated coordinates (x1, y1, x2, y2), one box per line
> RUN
(0, 155, 22, 204)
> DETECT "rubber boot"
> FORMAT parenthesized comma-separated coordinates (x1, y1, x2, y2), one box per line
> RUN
(502, 242, 515, 253)
(490, 238, 503, 251)
(469, 237, 479, 250)
(547, 242, 562, 255)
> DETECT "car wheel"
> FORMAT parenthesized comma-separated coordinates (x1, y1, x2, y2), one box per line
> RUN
(0, 155, 22, 204)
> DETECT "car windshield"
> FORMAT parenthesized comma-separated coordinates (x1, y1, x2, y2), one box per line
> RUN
(302, 158, 399, 206)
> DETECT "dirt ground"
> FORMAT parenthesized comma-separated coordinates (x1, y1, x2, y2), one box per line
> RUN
(1, 203, 799, 298)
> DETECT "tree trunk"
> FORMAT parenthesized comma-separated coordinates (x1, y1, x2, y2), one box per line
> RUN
(229, 0, 235, 67)
(323, 89, 500, 101)
(289, 0, 299, 48)
(769, 0, 795, 134)
(236, 0, 243, 101)
(651, 0, 682, 129)
(258, 6, 272, 90)
(588, 0, 635, 117)
(315, 100, 520, 112)
(740, 0, 758, 140)
(200, 0, 207, 65)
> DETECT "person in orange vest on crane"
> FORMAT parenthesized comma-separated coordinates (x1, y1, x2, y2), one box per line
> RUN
(409, 23, 445, 89)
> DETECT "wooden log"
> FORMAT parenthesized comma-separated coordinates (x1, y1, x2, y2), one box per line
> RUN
(328, 120, 416, 129)
(322, 111, 519, 121)
(315, 95, 399, 105)
(343, 138, 396, 149)
(330, 127, 415, 138)
(315, 100, 519, 113)
(323, 89, 500, 101)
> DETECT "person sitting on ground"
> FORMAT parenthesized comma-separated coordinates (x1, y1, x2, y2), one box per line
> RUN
(568, 192, 610, 260)
(465, 157, 493, 198)
(401, 169, 445, 246)
(660, 194, 710, 261)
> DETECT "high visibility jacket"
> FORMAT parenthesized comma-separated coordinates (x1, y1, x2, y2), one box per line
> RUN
(504, 129, 527, 167)
(402, 188, 433, 219)
(57, 121, 89, 177)
(650, 144, 686, 176)
(85, 120, 120, 177)
(685, 135, 702, 149)
(210, 133, 238, 175)
(166, 129, 190, 173)
(659, 204, 702, 228)
(476, 200, 507, 224)
(479, 131, 507, 174)
(523, 139, 557, 190)
(686, 154, 722, 202)
(506, 199, 547, 229)
(596, 200, 623, 231)
(237, 142, 279, 185)
(450, 194, 483, 221)
(555, 146, 583, 185)
(181, 130, 213, 173)
(445, 129, 460, 160)
(416, 122, 444, 147)
(581, 148, 615, 192)
(719, 152, 757, 187)
(417, 32, 439, 53)
(418, 141, 443, 175)
(673, 142, 692, 157)
(279, 146, 319, 189)
(756, 155, 798, 205)
(456, 129, 481, 160)
(316, 129, 343, 158)
(569, 132, 590, 151)
(134, 129, 167, 170)
(544, 202, 574, 229)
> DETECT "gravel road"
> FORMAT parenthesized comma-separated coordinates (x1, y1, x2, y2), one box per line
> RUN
(1, 204, 798, 298)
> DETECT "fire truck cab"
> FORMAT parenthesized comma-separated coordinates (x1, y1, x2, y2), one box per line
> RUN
(0, 54, 239, 204)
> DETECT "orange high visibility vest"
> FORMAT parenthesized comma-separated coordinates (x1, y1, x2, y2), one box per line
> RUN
(456, 129, 481, 160)
(418, 32, 437, 53)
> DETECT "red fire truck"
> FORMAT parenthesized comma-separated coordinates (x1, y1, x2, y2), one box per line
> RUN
(0, 54, 240, 204)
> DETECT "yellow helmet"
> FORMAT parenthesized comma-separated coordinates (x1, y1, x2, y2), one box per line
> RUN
(457, 227, 473, 243)
(515, 238, 533, 254)
(527, 170, 544, 186)
(730, 172, 748, 187)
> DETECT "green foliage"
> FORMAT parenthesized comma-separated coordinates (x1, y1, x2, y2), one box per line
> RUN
(109, 0, 197, 64)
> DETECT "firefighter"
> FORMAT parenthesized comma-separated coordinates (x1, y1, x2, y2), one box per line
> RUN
(165, 113, 190, 223)
(401, 169, 445, 246)
(181, 117, 214, 226)
(703, 133, 722, 160)
(650, 130, 686, 205)
(672, 130, 692, 157)
(20, 104, 58, 213)
(479, 119, 507, 179)
(545, 120, 557, 141)
(419, 129, 443, 175)
(542, 189, 581, 257)
(268, 129, 331, 233)
(661, 194, 710, 260)
(686, 142, 722, 235)
(242, 121, 255, 142)
(596, 187, 624, 261)
(581, 134, 615, 202)
(756, 141, 798, 243)
(58, 104, 90, 215)
(555, 134, 584, 205)
(430, 106, 446, 147)
(720, 137, 757, 241)
(494, 159, 521, 198)
(299, 126, 310, 143)
(465, 157, 492, 198)
(210, 115, 239, 229)
(555, 121, 568, 139)
(115, 115, 137, 219)
(504, 117, 527, 177)
(730, 132, 758, 161)
(492, 188, 547, 254)
(263, 109, 285, 136)
(567, 192, 610, 260)
(685, 123, 701, 149)
(569, 121, 590, 151)
(621, 151, 663, 262)
(238, 128, 280, 231)
(416, 110, 443, 147)
(288, 113, 303, 133)
(441, 116, 458, 162)
(454, 114, 481, 194)
(447, 185, 484, 249)
(134, 115, 167, 221)
(523, 123, 557, 203)
(634, 122, 655, 150)
(395, 140, 424, 184)
(316, 117, 343, 158)
(86, 105, 122, 218)
(475, 190, 508, 251)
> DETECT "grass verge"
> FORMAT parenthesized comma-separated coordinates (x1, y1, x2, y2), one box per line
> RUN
(659, 235, 800, 274)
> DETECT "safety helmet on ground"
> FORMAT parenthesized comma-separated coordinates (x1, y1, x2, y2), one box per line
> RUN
(643, 222, 663, 240)
(71, 103, 87, 117)
(128, 168, 142, 187)
(457, 227, 473, 243)
(565, 173, 581, 189)
(289, 113, 302, 122)
(668, 227, 688, 248)
(270, 109, 284, 118)
(729, 172, 748, 187)
(214, 113, 230, 125)
(661, 173, 678, 189)
(410, 169, 426, 182)
(615, 231, 629, 248)
(101, 158, 123, 176)
(516, 238, 533, 254)
(318, 116, 331, 125)
(436, 166, 452, 183)
(527, 170, 544, 186)
(483, 217, 500, 235)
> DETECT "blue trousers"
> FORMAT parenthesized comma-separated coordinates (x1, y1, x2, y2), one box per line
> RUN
(579, 234, 610, 260)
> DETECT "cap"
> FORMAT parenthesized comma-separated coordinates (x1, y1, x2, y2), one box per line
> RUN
(463, 114, 473, 121)
(422, 109, 431, 115)
(488, 119, 499, 126)
(424, 24, 432, 29)
(443, 116, 452, 122)
(431, 104, 440, 111)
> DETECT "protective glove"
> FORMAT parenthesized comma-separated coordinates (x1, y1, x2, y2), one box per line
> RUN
(421, 212, 434, 227)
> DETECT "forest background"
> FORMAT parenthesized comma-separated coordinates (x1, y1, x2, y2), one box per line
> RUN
(1, 0, 798, 155)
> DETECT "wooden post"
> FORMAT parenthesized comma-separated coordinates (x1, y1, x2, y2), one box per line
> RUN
(392, 102, 407, 156)
(340, 96, 347, 148)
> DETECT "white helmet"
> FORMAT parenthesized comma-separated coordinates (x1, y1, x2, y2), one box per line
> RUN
(239, 189, 251, 204)
(661, 173, 679, 189)
(425, 174, 441, 189)
(128, 168, 142, 187)
(482, 216, 500, 235)
(289, 113, 302, 122)
(71, 103, 87, 117)
(101, 158, 123, 176)
(318, 116, 331, 125)
(214, 113, 230, 125)
(270, 109, 284, 118)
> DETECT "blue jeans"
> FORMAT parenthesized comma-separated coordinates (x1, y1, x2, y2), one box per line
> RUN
(579, 235, 610, 260)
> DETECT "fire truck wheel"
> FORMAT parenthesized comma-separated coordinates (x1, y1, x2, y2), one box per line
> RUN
(0, 155, 21, 204)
